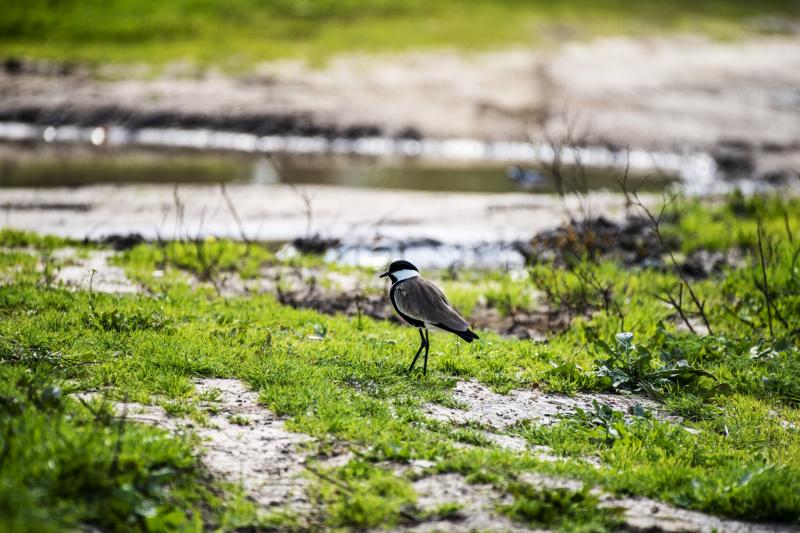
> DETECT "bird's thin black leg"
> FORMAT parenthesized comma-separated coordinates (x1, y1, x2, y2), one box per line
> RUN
(407, 328, 426, 372)
(423, 329, 430, 375)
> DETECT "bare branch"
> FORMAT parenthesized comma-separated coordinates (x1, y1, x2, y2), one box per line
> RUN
(654, 284, 697, 335)
(220, 182, 251, 246)
(722, 303, 759, 330)
(619, 158, 714, 335)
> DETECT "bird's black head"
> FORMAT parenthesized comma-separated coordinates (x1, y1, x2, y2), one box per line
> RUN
(378, 260, 419, 280)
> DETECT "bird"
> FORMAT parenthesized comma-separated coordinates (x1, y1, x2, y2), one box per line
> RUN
(506, 165, 545, 188)
(379, 260, 478, 375)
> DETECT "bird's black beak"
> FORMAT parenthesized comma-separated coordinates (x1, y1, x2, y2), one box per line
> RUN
(378, 272, 390, 278)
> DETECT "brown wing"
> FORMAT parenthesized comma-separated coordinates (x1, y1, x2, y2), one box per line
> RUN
(394, 277, 470, 332)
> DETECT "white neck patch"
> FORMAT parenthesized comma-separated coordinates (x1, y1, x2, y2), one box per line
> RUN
(392, 269, 419, 283)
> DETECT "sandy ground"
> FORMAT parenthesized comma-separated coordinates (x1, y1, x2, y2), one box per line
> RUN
(1, 183, 630, 245)
(2, 34, 799, 156)
(107, 379, 314, 511)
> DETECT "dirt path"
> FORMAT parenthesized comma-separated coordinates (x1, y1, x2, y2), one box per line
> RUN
(2, 35, 799, 157)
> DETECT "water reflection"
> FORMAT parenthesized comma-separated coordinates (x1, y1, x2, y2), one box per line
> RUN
(0, 121, 707, 192)
(0, 145, 675, 193)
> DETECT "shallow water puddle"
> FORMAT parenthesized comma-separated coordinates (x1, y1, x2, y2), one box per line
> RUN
(0, 124, 688, 191)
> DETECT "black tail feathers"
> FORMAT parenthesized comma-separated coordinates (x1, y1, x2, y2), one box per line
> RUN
(457, 329, 479, 343)
(433, 323, 480, 343)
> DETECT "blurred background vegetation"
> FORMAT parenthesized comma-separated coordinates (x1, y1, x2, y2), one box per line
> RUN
(3, 0, 800, 67)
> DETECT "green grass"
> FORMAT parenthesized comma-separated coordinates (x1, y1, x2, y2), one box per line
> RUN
(1, 192, 800, 530)
(501, 482, 623, 532)
(665, 193, 800, 253)
(0, 228, 71, 250)
(2, 0, 799, 68)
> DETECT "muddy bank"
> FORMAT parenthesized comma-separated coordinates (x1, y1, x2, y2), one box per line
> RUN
(520, 214, 746, 277)
(2, 35, 799, 168)
(0, 106, 387, 140)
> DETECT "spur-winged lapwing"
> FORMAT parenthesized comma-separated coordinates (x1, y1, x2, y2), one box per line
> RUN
(379, 260, 478, 375)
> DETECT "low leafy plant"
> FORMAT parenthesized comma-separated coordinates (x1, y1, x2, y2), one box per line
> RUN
(0, 374, 209, 532)
(570, 400, 636, 446)
(594, 332, 716, 398)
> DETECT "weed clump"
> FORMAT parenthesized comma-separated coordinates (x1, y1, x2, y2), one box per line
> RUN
(593, 331, 715, 399)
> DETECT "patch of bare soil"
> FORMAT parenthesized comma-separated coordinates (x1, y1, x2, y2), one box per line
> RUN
(422, 384, 795, 530)
(398, 470, 793, 533)
(193, 379, 315, 510)
(53, 249, 139, 294)
(105, 379, 315, 511)
(469, 306, 565, 341)
(425, 380, 677, 430)
(607, 495, 795, 533)
(95, 379, 548, 530)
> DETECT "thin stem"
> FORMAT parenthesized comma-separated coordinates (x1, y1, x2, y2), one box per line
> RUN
(757, 220, 774, 340)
